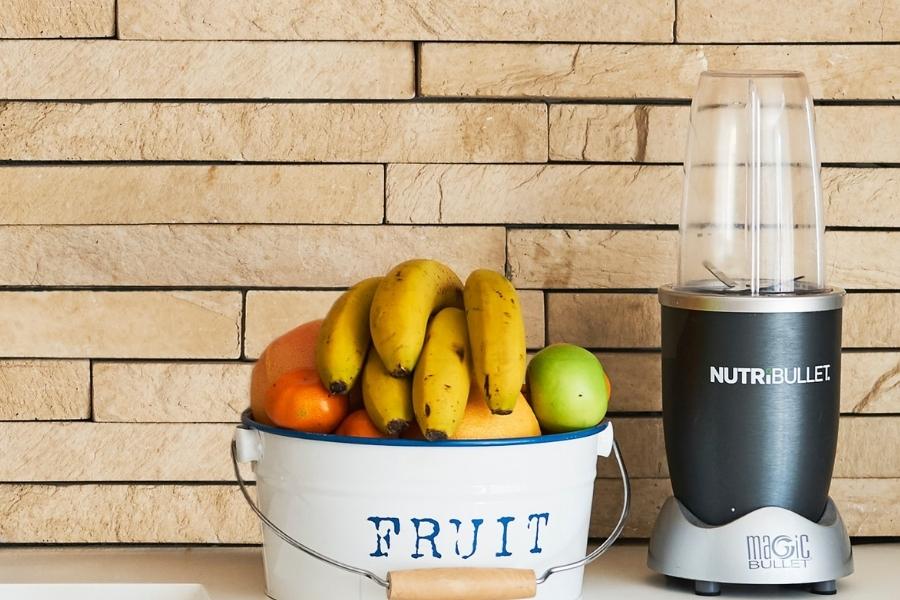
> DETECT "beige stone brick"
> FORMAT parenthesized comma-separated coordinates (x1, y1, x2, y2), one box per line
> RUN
(549, 105, 685, 163)
(0, 0, 114, 38)
(828, 232, 900, 289)
(548, 293, 660, 349)
(508, 229, 678, 289)
(386, 164, 681, 225)
(817, 106, 900, 163)
(92, 362, 251, 423)
(0, 485, 258, 543)
(0, 165, 383, 225)
(0, 41, 413, 100)
(836, 417, 900, 478)
(598, 416, 900, 479)
(0, 102, 547, 163)
(828, 478, 900, 537)
(244, 291, 342, 359)
(597, 418, 668, 478)
(0, 422, 236, 481)
(842, 352, 900, 414)
(509, 229, 899, 290)
(245, 287, 545, 359)
(519, 290, 545, 349)
(550, 293, 900, 350)
(595, 352, 661, 413)
(0, 292, 241, 359)
(0, 225, 505, 287)
(591, 478, 671, 538)
(117, 0, 674, 42)
(549, 104, 900, 163)
(591, 478, 900, 538)
(845, 294, 900, 348)
(2, 478, 897, 543)
(421, 44, 900, 100)
(0, 360, 89, 420)
(388, 165, 899, 228)
(51, 412, 900, 482)
(677, 0, 900, 42)
(823, 168, 900, 228)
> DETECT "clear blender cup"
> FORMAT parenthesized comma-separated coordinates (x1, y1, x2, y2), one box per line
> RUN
(678, 71, 826, 296)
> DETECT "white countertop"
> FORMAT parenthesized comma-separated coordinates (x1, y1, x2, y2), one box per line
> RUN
(1, 543, 898, 599)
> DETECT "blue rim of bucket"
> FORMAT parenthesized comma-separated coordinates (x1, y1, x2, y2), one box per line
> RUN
(241, 409, 607, 447)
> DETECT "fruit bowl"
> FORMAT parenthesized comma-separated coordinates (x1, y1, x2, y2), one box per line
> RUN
(232, 410, 627, 600)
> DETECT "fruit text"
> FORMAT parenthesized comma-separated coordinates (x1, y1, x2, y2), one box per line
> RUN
(367, 513, 551, 560)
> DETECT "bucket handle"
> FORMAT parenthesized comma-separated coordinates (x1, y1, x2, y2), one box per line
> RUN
(231, 427, 630, 600)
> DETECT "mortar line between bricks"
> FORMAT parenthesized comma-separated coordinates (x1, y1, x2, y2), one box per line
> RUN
(112, 0, 119, 39)
(382, 163, 388, 223)
(239, 289, 247, 360)
(6, 97, 900, 105)
(543, 289, 550, 347)
(2, 161, 898, 168)
(5, 345, 900, 361)
(672, 0, 678, 43)
(1, 223, 898, 229)
(2, 286, 899, 294)
(413, 41, 422, 97)
(88, 359, 94, 422)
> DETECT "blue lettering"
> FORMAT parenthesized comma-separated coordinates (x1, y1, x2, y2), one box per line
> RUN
(367, 517, 400, 558)
(449, 518, 483, 559)
(495, 516, 515, 557)
(411, 518, 442, 559)
(527, 513, 550, 554)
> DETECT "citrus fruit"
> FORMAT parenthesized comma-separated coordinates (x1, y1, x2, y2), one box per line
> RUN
(250, 320, 323, 424)
(452, 387, 541, 440)
(265, 368, 348, 433)
(335, 409, 388, 438)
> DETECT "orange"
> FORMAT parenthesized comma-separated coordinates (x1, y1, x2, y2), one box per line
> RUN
(250, 320, 323, 424)
(336, 409, 388, 438)
(265, 368, 348, 433)
(452, 387, 541, 440)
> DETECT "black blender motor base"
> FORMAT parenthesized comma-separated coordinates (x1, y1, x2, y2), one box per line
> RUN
(688, 579, 837, 596)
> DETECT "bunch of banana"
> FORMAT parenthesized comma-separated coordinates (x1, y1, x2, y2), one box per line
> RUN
(315, 277, 382, 394)
(412, 307, 471, 441)
(362, 349, 414, 435)
(314, 259, 529, 442)
(369, 259, 463, 377)
(463, 269, 527, 415)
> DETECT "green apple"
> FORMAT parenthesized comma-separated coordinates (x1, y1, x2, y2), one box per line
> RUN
(527, 343, 609, 433)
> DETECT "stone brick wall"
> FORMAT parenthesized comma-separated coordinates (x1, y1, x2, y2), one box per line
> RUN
(0, 0, 898, 543)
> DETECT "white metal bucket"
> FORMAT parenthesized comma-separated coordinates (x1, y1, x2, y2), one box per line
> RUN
(233, 411, 629, 600)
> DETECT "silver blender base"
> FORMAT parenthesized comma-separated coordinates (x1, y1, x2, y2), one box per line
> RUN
(648, 497, 853, 596)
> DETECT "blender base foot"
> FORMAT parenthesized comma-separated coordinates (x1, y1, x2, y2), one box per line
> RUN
(694, 580, 721, 596)
(810, 580, 837, 595)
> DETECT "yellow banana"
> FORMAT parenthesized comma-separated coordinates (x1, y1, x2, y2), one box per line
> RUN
(463, 269, 527, 415)
(370, 259, 463, 377)
(315, 277, 382, 394)
(362, 349, 414, 436)
(412, 307, 471, 441)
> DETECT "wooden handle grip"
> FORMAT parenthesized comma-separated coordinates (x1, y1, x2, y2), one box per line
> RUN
(387, 567, 536, 600)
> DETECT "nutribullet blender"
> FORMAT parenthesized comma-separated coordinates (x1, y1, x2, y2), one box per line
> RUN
(647, 71, 853, 595)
